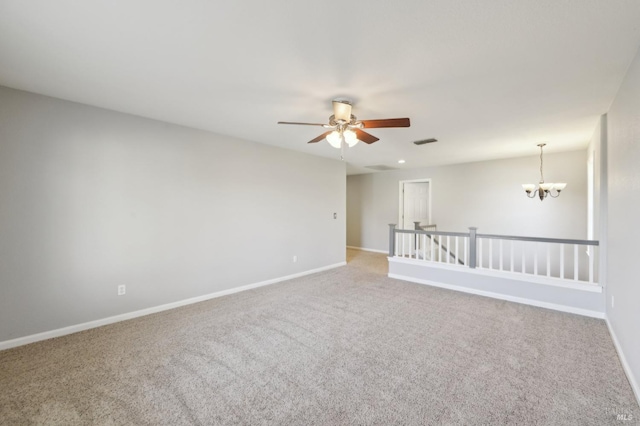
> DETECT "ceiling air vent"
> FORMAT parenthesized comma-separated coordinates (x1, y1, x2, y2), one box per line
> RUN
(364, 165, 397, 171)
(413, 138, 438, 145)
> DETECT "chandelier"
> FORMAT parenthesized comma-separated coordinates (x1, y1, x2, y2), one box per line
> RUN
(522, 143, 566, 200)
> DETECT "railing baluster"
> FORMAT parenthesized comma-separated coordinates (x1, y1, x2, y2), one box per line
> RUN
(430, 235, 434, 262)
(589, 246, 595, 283)
(499, 240, 503, 271)
(464, 237, 468, 266)
(455, 237, 459, 265)
(489, 239, 493, 270)
(574, 244, 579, 281)
(402, 233, 405, 258)
(413, 233, 416, 259)
(546, 243, 551, 277)
(446, 236, 451, 263)
(560, 243, 565, 279)
(478, 239, 483, 269)
(589, 247, 596, 284)
(510, 241, 514, 272)
(422, 234, 426, 260)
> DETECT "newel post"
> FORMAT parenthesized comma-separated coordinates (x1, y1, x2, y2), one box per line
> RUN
(388, 224, 397, 257)
(413, 222, 421, 252)
(468, 227, 478, 269)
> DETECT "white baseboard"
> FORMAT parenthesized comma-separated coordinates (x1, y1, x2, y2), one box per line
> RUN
(388, 273, 605, 319)
(606, 318, 640, 407)
(346, 246, 388, 254)
(0, 262, 346, 351)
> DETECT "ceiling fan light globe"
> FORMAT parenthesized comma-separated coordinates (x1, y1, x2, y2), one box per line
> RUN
(344, 129, 359, 147)
(326, 131, 342, 149)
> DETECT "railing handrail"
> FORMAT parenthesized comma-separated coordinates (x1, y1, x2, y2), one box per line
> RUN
(395, 229, 470, 238)
(395, 227, 599, 247)
(418, 223, 437, 231)
(476, 233, 599, 246)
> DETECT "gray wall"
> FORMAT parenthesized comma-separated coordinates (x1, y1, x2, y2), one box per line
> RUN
(606, 47, 640, 397)
(0, 86, 346, 342)
(347, 150, 588, 251)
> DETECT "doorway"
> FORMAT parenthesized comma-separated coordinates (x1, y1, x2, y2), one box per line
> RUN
(399, 179, 431, 230)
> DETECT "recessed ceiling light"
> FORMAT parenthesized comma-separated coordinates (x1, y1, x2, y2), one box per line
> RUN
(398, 159, 406, 164)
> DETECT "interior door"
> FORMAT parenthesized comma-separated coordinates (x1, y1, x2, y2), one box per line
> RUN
(402, 182, 430, 229)
(400, 181, 430, 256)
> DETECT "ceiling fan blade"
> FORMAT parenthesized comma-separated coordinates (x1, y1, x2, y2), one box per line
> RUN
(308, 131, 333, 144)
(332, 100, 352, 121)
(278, 121, 327, 126)
(354, 129, 380, 144)
(360, 118, 410, 128)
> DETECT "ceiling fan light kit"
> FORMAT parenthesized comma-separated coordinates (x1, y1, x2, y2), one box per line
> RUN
(522, 143, 566, 201)
(278, 98, 410, 150)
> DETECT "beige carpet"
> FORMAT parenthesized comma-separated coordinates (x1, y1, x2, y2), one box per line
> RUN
(0, 249, 637, 425)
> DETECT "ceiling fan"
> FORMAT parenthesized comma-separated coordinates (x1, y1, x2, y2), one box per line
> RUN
(278, 98, 410, 148)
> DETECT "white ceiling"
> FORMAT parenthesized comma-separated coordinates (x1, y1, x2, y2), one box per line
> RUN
(1, 1, 639, 174)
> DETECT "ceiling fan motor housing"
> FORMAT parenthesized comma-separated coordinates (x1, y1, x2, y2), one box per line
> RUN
(329, 114, 358, 127)
(332, 99, 353, 122)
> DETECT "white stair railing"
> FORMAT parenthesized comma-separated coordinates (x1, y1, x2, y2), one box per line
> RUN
(388, 224, 599, 285)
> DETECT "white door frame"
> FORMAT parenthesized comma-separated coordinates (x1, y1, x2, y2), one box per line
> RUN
(398, 178, 432, 229)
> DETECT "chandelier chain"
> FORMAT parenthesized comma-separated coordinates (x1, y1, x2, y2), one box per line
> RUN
(539, 145, 544, 183)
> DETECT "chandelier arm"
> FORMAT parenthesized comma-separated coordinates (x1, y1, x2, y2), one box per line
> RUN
(549, 191, 561, 198)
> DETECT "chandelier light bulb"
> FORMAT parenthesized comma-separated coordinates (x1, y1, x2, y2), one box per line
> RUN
(554, 183, 567, 191)
(539, 182, 554, 191)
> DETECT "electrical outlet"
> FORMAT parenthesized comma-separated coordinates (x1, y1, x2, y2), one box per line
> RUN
(333, 212, 337, 219)
(293, 255, 297, 263)
(118, 285, 126, 296)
